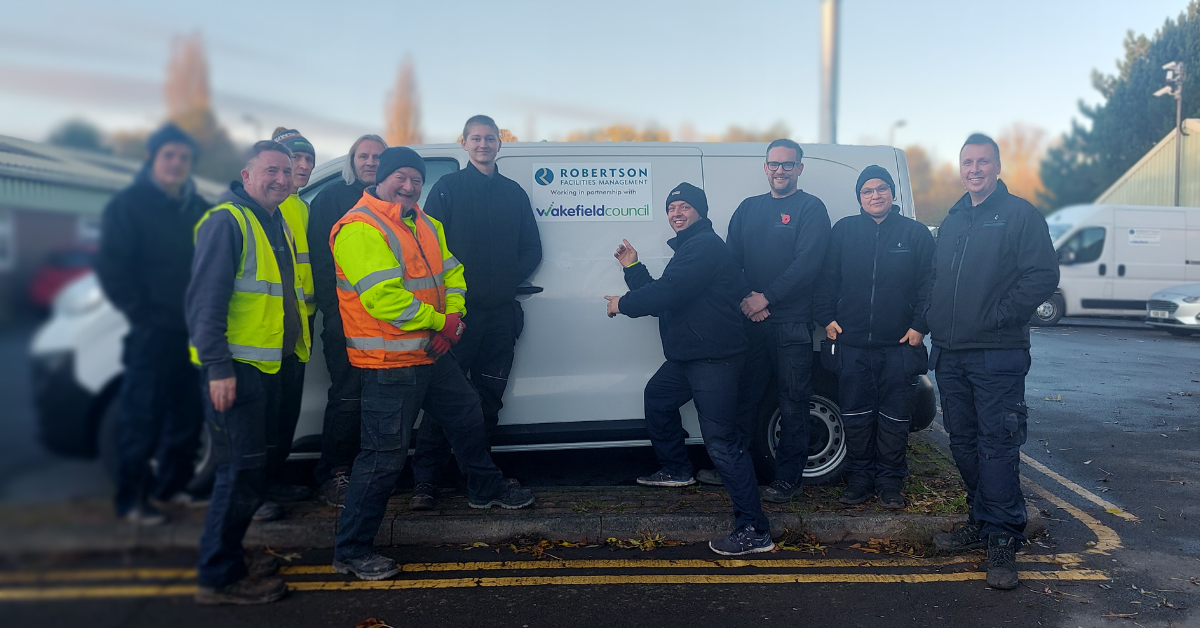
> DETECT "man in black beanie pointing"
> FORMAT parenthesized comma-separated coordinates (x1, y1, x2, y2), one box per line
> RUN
(605, 182, 773, 556)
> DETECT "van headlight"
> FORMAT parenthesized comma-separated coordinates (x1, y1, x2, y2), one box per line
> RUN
(53, 274, 105, 316)
(1183, 296, 1200, 303)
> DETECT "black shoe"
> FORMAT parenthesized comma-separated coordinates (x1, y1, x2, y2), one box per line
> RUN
(320, 471, 350, 508)
(877, 489, 905, 510)
(333, 553, 400, 581)
(636, 469, 696, 488)
(409, 482, 439, 511)
(246, 553, 281, 579)
(933, 521, 985, 552)
(839, 484, 872, 505)
(252, 501, 284, 522)
(195, 577, 287, 605)
(761, 480, 798, 503)
(986, 534, 1020, 590)
(469, 484, 535, 510)
(695, 469, 723, 486)
(708, 524, 775, 556)
(266, 483, 312, 503)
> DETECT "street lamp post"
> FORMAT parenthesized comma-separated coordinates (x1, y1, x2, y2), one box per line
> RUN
(888, 119, 907, 147)
(1154, 61, 1185, 206)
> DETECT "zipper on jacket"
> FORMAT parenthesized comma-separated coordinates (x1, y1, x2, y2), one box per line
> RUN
(868, 223, 879, 344)
(948, 211, 975, 346)
(407, 217, 445, 314)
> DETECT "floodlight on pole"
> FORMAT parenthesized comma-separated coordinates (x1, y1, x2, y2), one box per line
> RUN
(888, 119, 907, 147)
(1154, 61, 1185, 206)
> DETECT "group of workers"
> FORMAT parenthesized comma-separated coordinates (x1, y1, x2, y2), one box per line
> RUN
(95, 115, 1058, 605)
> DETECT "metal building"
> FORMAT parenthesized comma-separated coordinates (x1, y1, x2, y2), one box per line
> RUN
(1096, 119, 1200, 206)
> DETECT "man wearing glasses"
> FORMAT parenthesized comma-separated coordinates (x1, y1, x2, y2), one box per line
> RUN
(719, 139, 831, 503)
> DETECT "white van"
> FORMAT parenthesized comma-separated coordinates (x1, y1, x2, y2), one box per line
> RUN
(31, 142, 937, 490)
(1035, 203, 1200, 325)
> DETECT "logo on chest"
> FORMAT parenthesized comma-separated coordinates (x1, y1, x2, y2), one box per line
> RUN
(982, 214, 1006, 228)
(888, 241, 911, 254)
(780, 213, 791, 225)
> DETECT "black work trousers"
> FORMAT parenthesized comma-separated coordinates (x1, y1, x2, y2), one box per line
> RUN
(735, 320, 814, 485)
(313, 313, 362, 483)
(838, 344, 924, 492)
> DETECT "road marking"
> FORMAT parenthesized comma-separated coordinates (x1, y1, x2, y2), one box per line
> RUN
(1020, 453, 1139, 521)
(1021, 477, 1122, 555)
(0, 568, 195, 584)
(0, 570, 1110, 601)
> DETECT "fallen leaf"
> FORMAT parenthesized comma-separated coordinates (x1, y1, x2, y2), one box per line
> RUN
(356, 618, 393, 628)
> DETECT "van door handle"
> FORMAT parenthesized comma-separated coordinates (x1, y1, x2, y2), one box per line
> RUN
(1118, 264, 1126, 277)
(515, 285, 544, 295)
(1098, 263, 1106, 276)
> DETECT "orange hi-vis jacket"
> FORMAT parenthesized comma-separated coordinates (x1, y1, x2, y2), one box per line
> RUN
(330, 190, 466, 369)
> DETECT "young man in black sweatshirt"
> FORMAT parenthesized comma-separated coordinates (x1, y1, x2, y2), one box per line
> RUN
(606, 183, 772, 556)
(927, 134, 1059, 591)
(308, 134, 386, 507)
(409, 115, 543, 510)
(96, 123, 210, 524)
(814, 165, 934, 510)
(724, 139, 831, 502)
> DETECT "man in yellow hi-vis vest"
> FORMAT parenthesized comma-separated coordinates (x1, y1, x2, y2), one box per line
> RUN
(330, 147, 532, 581)
(185, 140, 310, 605)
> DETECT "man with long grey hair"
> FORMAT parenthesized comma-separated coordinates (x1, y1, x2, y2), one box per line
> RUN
(308, 134, 386, 506)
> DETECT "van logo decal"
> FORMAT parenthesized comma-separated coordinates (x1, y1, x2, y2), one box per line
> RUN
(535, 168, 554, 185)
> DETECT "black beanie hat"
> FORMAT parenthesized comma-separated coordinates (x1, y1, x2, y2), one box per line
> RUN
(665, 182, 708, 218)
(855, 165, 895, 204)
(375, 146, 427, 183)
(271, 128, 315, 157)
(146, 123, 198, 160)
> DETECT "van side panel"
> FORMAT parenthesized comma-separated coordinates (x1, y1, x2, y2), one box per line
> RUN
(1112, 208, 1186, 306)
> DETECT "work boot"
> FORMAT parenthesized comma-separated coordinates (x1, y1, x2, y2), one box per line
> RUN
(194, 577, 287, 605)
(985, 534, 1020, 590)
(877, 489, 906, 510)
(409, 482, 439, 511)
(469, 484, 535, 510)
(252, 501, 284, 522)
(839, 483, 873, 505)
(333, 553, 400, 581)
(153, 491, 210, 509)
(695, 469, 723, 486)
(636, 469, 696, 488)
(761, 480, 799, 503)
(246, 553, 281, 579)
(121, 502, 167, 526)
(320, 470, 350, 508)
(708, 524, 776, 556)
(266, 483, 312, 503)
(933, 521, 985, 552)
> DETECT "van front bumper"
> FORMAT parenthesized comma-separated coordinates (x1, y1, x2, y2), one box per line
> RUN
(31, 351, 100, 458)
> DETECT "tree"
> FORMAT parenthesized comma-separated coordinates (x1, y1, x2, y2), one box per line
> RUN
(385, 55, 423, 146)
(1041, 2, 1200, 209)
(163, 31, 242, 182)
(905, 145, 962, 226)
(995, 123, 1048, 210)
(47, 119, 110, 153)
(565, 125, 670, 142)
(712, 121, 791, 142)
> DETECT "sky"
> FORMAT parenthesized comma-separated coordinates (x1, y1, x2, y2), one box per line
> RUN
(0, 0, 1191, 164)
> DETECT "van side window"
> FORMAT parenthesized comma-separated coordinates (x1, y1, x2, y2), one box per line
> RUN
(1059, 227, 1105, 265)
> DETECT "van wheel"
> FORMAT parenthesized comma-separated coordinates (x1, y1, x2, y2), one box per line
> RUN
(1032, 294, 1065, 326)
(1166, 328, 1197, 337)
(751, 395, 847, 485)
(96, 395, 216, 498)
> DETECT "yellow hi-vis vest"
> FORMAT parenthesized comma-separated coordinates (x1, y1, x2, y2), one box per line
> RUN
(189, 202, 311, 374)
(279, 194, 315, 317)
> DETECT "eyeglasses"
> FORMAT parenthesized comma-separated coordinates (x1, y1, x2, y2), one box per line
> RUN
(859, 185, 892, 198)
(766, 161, 799, 172)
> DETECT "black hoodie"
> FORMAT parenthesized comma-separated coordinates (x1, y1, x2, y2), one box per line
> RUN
(925, 180, 1059, 351)
(814, 207, 935, 348)
(618, 218, 748, 362)
(308, 179, 368, 324)
(95, 168, 210, 331)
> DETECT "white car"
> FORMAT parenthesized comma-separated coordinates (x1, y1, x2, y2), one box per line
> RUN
(1146, 283, 1200, 336)
(31, 141, 937, 491)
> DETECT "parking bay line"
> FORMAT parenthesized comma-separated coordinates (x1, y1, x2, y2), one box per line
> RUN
(0, 570, 1110, 601)
(1019, 453, 1138, 521)
(1021, 477, 1122, 555)
(0, 555, 1081, 585)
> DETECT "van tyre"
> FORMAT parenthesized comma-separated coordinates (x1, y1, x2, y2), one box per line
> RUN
(750, 393, 847, 486)
(1031, 294, 1064, 327)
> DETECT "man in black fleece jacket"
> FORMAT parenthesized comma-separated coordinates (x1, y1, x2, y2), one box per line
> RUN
(725, 139, 831, 502)
(96, 123, 209, 523)
(307, 134, 386, 505)
(926, 134, 1058, 592)
(410, 116, 542, 509)
(606, 183, 772, 557)
(814, 165, 934, 510)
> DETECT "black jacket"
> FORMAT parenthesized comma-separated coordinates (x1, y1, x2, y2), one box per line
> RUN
(308, 179, 367, 325)
(925, 180, 1059, 350)
(618, 218, 747, 362)
(186, 183, 301, 381)
(424, 162, 542, 310)
(95, 169, 211, 331)
(726, 190, 831, 322)
(814, 207, 935, 348)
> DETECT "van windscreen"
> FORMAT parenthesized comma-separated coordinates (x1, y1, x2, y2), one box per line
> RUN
(1048, 223, 1072, 243)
